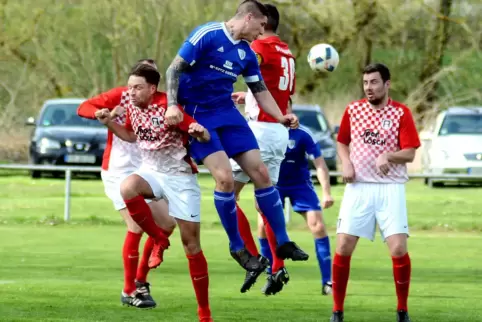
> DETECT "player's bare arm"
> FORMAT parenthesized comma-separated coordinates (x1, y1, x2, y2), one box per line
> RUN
(95, 109, 136, 143)
(247, 80, 299, 128)
(165, 55, 190, 125)
(188, 123, 211, 143)
(337, 142, 355, 183)
(386, 148, 416, 164)
(313, 156, 334, 209)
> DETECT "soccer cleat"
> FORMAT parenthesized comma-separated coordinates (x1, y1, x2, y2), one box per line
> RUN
(148, 239, 170, 269)
(322, 281, 333, 295)
(121, 290, 156, 309)
(135, 281, 155, 303)
(276, 241, 309, 261)
(230, 248, 265, 272)
(330, 311, 344, 322)
(262, 267, 290, 296)
(240, 255, 270, 293)
(397, 310, 411, 322)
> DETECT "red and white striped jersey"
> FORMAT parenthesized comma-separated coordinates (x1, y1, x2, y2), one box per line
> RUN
(77, 87, 141, 173)
(337, 98, 421, 183)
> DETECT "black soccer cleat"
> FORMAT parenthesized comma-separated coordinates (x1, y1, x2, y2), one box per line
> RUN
(262, 267, 290, 296)
(121, 290, 156, 309)
(330, 311, 344, 322)
(322, 281, 333, 295)
(276, 241, 309, 261)
(240, 255, 270, 293)
(135, 281, 155, 303)
(230, 248, 265, 272)
(397, 310, 411, 322)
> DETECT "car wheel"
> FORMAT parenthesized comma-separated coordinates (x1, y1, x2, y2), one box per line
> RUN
(30, 170, 41, 179)
(330, 176, 338, 185)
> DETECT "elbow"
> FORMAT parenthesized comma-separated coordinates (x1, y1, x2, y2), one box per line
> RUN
(407, 150, 416, 163)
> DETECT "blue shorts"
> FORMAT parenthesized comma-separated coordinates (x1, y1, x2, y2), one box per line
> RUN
(184, 104, 259, 164)
(276, 183, 322, 213)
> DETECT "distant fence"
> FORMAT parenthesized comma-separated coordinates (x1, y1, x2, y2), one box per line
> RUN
(1, 164, 481, 223)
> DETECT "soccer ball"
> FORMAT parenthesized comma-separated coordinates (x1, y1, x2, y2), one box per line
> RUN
(307, 43, 339, 72)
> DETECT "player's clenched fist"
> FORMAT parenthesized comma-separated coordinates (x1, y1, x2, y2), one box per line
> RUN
(95, 108, 112, 124)
(165, 105, 184, 125)
(342, 161, 355, 183)
(188, 123, 210, 143)
(231, 92, 246, 104)
(110, 105, 124, 118)
(376, 152, 390, 176)
(280, 113, 299, 129)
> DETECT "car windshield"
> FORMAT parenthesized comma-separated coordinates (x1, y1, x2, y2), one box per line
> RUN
(39, 103, 103, 127)
(439, 114, 482, 135)
(294, 110, 329, 133)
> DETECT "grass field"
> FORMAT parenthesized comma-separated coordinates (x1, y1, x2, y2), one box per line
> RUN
(0, 175, 481, 321)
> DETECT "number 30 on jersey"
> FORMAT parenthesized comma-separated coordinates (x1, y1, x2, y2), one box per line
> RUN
(279, 56, 295, 91)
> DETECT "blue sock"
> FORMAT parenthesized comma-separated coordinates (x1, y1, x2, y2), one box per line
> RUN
(255, 186, 290, 245)
(259, 237, 273, 274)
(315, 236, 332, 285)
(213, 191, 244, 252)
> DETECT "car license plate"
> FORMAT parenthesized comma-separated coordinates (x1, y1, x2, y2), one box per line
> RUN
(64, 154, 96, 164)
(468, 167, 482, 175)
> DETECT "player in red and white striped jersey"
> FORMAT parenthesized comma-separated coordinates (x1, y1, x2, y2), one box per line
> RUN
(77, 59, 176, 309)
(330, 63, 420, 322)
(96, 64, 212, 322)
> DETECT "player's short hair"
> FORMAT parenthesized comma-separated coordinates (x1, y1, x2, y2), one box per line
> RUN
(264, 4, 280, 32)
(131, 58, 158, 72)
(129, 64, 160, 86)
(236, 0, 269, 19)
(363, 63, 391, 83)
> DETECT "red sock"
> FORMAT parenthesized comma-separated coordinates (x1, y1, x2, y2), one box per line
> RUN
(136, 236, 154, 283)
(187, 251, 211, 320)
(332, 253, 351, 312)
(124, 196, 168, 243)
(260, 213, 284, 273)
(392, 253, 411, 311)
(236, 203, 259, 256)
(123, 231, 142, 294)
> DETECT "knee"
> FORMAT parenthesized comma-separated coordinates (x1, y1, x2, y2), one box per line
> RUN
(308, 218, 327, 237)
(182, 239, 201, 255)
(389, 240, 407, 257)
(120, 176, 140, 200)
(335, 235, 357, 256)
(250, 163, 271, 186)
(213, 168, 234, 192)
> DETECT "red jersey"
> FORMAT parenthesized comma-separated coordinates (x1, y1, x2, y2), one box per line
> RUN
(77, 87, 141, 172)
(337, 98, 421, 183)
(245, 36, 295, 123)
(125, 92, 198, 175)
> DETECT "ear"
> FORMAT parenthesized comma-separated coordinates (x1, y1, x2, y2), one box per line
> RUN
(385, 80, 391, 89)
(150, 84, 157, 94)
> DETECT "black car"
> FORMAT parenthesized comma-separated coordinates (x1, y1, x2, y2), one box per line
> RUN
(26, 98, 107, 178)
(292, 104, 338, 185)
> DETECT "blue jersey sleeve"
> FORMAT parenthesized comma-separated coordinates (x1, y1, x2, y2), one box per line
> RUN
(303, 128, 322, 159)
(177, 23, 220, 66)
(242, 47, 263, 83)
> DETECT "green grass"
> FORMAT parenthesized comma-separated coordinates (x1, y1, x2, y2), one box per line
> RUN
(0, 175, 481, 321)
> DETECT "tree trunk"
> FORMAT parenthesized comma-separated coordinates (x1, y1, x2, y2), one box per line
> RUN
(414, 0, 453, 126)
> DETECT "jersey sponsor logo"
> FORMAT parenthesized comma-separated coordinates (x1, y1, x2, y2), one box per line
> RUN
(256, 53, 263, 65)
(209, 64, 237, 78)
(223, 60, 233, 70)
(136, 126, 157, 142)
(238, 48, 246, 60)
(361, 129, 386, 146)
(381, 119, 392, 130)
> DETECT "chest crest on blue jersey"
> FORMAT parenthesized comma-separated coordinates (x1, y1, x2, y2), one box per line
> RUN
(238, 49, 246, 60)
(288, 139, 296, 149)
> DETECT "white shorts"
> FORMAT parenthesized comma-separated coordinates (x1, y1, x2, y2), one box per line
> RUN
(336, 183, 408, 241)
(230, 121, 289, 184)
(134, 169, 201, 223)
(102, 170, 153, 211)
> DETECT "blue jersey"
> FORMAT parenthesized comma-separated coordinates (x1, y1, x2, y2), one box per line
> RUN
(277, 126, 322, 187)
(177, 22, 262, 113)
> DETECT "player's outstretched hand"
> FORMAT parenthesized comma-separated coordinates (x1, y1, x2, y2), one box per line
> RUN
(376, 153, 390, 176)
(188, 123, 210, 142)
(232, 92, 246, 104)
(165, 105, 183, 125)
(110, 105, 124, 118)
(280, 113, 299, 129)
(342, 161, 355, 183)
(322, 195, 334, 209)
(95, 108, 112, 125)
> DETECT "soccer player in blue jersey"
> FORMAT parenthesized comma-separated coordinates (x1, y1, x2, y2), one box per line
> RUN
(164, 0, 309, 273)
(258, 99, 335, 296)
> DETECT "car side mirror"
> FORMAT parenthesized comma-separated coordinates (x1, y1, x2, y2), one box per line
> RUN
(25, 117, 36, 126)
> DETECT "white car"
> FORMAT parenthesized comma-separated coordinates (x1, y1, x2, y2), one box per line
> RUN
(420, 106, 482, 187)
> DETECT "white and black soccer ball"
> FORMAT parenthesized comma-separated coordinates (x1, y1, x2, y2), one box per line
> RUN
(307, 43, 339, 72)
